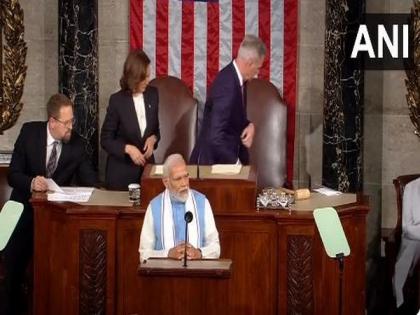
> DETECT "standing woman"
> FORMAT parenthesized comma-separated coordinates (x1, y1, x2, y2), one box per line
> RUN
(101, 49, 160, 190)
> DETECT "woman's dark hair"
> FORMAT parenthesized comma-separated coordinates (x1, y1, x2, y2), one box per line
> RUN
(120, 49, 151, 93)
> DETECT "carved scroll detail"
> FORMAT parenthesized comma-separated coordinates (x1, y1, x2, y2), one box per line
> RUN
(287, 235, 314, 315)
(79, 229, 107, 315)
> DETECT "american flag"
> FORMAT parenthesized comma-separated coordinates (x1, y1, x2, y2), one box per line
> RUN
(130, 0, 297, 183)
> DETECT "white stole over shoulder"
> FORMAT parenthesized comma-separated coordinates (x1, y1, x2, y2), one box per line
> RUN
(160, 189, 201, 249)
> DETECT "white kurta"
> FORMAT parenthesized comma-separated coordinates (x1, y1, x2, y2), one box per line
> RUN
(139, 189, 220, 262)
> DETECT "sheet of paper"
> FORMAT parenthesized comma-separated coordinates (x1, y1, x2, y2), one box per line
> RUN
(46, 178, 64, 193)
(211, 164, 242, 175)
(47, 187, 94, 202)
(48, 192, 91, 202)
(60, 187, 95, 194)
(152, 165, 164, 175)
(313, 187, 342, 196)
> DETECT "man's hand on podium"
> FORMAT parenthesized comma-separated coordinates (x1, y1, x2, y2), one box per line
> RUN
(186, 244, 202, 260)
(168, 243, 202, 260)
(168, 244, 185, 260)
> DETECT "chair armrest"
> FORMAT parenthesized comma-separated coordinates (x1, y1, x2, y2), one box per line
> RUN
(382, 227, 402, 279)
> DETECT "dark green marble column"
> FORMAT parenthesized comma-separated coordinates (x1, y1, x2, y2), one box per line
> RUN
(323, 0, 364, 192)
(59, 0, 98, 168)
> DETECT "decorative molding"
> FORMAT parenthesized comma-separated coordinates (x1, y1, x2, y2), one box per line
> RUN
(406, 0, 420, 138)
(287, 235, 313, 314)
(0, 0, 27, 134)
(79, 229, 107, 315)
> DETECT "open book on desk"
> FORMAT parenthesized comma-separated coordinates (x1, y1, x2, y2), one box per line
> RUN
(211, 164, 242, 174)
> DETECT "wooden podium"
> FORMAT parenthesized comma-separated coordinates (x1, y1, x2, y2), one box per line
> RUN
(31, 168, 369, 315)
(137, 259, 232, 315)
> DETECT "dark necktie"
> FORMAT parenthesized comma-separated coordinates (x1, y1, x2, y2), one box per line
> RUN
(241, 83, 246, 107)
(46, 141, 58, 178)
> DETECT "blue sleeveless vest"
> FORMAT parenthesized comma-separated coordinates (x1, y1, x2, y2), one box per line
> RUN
(150, 189, 206, 250)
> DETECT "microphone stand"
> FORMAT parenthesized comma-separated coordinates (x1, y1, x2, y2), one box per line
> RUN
(183, 211, 193, 267)
(183, 223, 189, 267)
(336, 253, 345, 315)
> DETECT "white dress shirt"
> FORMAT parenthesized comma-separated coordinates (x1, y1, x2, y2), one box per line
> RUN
(232, 60, 244, 87)
(133, 93, 147, 136)
(233, 60, 244, 164)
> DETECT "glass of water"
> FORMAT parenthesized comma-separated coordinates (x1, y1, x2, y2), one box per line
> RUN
(128, 183, 141, 206)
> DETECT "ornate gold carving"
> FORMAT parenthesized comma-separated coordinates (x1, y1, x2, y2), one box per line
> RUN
(406, 0, 420, 138)
(0, 0, 27, 134)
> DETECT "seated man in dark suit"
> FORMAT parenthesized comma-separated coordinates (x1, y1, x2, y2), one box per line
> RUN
(0, 93, 98, 315)
(190, 35, 266, 165)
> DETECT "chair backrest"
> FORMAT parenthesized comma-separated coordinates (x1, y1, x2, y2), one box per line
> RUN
(247, 79, 287, 188)
(0, 166, 12, 208)
(393, 174, 420, 248)
(149, 76, 197, 163)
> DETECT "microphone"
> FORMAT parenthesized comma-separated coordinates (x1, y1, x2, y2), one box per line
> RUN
(183, 211, 193, 267)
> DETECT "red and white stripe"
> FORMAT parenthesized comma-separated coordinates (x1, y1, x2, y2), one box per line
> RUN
(130, 0, 297, 185)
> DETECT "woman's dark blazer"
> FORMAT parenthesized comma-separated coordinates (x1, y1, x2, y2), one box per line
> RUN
(101, 86, 160, 190)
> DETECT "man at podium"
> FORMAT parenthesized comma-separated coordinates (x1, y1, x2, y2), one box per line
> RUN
(139, 154, 220, 261)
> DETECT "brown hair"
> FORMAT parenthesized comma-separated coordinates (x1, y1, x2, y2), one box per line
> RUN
(46, 93, 73, 118)
(120, 49, 151, 93)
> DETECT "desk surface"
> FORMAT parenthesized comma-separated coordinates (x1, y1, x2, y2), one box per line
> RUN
(139, 258, 232, 278)
(291, 193, 356, 211)
(67, 188, 357, 213)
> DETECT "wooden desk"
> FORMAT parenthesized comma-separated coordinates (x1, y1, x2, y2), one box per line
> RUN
(31, 190, 368, 315)
(141, 164, 257, 212)
(137, 259, 231, 315)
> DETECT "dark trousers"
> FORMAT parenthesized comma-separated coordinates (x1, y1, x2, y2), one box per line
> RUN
(0, 208, 33, 315)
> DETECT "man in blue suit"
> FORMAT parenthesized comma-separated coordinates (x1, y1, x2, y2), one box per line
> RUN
(190, 35, 266, 165)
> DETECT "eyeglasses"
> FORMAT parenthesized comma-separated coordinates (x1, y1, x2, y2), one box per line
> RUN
(52, 116, 75, 128)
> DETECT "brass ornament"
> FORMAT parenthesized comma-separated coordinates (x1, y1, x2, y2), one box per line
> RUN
(406, 0, 420, 138)
(0, 0, 27, 134)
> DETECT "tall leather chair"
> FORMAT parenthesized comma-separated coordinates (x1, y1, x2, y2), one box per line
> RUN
(149, 76, 197, 163)
(0, 166, 12, 208)
(383, 174, 420, 313)
(247, 79, 287, 188)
